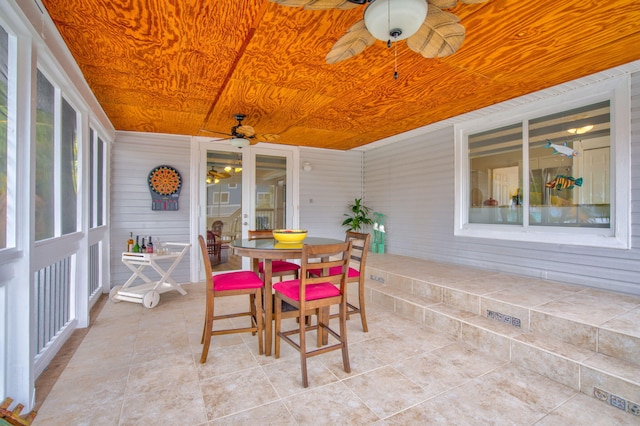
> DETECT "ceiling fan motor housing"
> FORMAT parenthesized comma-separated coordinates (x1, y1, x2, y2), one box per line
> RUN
(364, 0, 428, 42)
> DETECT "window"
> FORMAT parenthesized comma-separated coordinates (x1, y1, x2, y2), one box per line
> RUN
(89, 128, 105, 228)
(0, 25, 10, 249)
(35, 70, 80, 240)
(35, 70, 55, 240)
(212, 192, 229, 204)
(455, 77, 630, 248)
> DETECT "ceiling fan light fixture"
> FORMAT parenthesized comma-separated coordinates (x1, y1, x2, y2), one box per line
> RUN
(364, 0, 428, 42)
(230, 137, 250, 149)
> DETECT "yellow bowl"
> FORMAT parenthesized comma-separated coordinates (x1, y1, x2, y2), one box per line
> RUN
(272, 229, 307, 244)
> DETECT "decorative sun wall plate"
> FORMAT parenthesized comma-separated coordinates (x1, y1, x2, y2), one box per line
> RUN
(148, 165, 182, 210)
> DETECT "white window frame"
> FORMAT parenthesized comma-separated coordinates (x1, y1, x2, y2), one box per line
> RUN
(454, 76, 630, 249)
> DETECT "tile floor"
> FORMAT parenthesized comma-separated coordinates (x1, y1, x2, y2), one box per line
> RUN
(33, 266, 637, 425)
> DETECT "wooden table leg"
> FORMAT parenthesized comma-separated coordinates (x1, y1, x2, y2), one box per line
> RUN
(262, 259, 273, 356)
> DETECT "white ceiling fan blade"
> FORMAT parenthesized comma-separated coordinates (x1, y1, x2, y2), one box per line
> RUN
(326, 19, 376, 64)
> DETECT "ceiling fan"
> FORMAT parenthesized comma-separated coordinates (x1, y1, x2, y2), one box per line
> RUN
(201, 114, 280, 148)
(269, 0, 488, 65)
(206, 167, 231, 184)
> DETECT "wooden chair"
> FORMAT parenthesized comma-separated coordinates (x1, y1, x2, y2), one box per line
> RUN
(211, 220, 224, 238)
(308, 231, 371, 332)
(198, 235, 264, 363)
(248, 230, 300, 281)
(274, 241, 353, 387)
(206, 230, 222, 265)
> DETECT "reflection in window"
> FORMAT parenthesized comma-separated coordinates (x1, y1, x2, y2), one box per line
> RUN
(36, 71, 55, 240)
(467, 101, 610, 229)
(61, 98, 78, 235)
(89, 127, 105, 229)
(529, 101, 610, 227)
(255, 155, 286, 230)
(469, 123, 523, 225)
(0, 26, 8, 248)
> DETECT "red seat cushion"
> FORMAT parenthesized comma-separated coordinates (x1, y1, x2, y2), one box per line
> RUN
(307, 266, 359, 278)
(213, 271, 263, 291)
(274, 279, 340, 301)
(258, 260, 300, 274)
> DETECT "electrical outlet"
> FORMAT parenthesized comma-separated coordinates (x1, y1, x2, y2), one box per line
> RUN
(610, 393, 626, 411)
(628, 402, 640, 416)
(593, 387, 608, 401)
(369, 275, 385, 283)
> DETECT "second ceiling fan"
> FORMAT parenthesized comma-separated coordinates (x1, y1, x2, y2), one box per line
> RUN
(202, 114, 280, 148)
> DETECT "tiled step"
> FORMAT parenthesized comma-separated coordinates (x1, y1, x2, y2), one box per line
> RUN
(363, 256, 640, 418)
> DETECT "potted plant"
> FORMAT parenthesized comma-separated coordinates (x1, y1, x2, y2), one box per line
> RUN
(342, 198, 373, 232)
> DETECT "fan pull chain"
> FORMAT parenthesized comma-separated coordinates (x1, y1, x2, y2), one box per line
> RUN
(394, 42, 398, 79)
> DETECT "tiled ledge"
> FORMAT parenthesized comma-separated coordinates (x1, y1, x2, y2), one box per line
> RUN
(362, 253, 640, 416)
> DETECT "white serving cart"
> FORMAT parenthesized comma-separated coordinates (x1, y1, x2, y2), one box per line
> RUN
(110, 242, 190, 308)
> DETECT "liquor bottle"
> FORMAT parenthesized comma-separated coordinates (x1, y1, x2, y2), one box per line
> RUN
(133, 236, 140, 253)
(141, 237, 147, 253)
(147, 236, 154, 253)
(127, 232, 134, 252)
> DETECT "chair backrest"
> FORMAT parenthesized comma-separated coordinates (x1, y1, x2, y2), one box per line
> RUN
(211, 220, 224, 237)
(300, 241, 353, 299)
(206, 230, 217, 254)
(248, 229, 274, 240)
(345, 231, 370, 274)
(199, 235, 213, 278)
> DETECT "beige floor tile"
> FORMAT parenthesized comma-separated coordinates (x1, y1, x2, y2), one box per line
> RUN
(210, 400, 296, 425)
(119, 380, 208, 426)
(200, 366, 280, 420)
(283, 381, 380, 425)
(262, 357, 340, 397)
(534, 392, 634, 425)
(343, 365, 431, 418)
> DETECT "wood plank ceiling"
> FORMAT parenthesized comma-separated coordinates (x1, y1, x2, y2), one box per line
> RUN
(41, 0, 640, 150)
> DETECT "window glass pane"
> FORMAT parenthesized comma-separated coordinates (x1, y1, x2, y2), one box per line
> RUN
(89, 128, 94, 227)
(528, 101, 610, 228)
(97, 136, 104, 226)
(468, 123, 523, 225)
(61, 98, 77, 234)
(35, 71, 55, 240)
(0, 27, 8, 248)
(255, 154, 287, 230)
(206, 150, 242, 237)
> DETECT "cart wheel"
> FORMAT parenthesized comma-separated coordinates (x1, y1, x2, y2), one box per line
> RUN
(109, 285, 123, 303)
(142, 290, 160, 308)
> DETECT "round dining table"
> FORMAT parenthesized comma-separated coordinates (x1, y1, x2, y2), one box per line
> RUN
(231, 236, 343, 356)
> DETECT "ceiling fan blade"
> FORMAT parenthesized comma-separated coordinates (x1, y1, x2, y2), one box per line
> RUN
(406, 6, 465, 58)
(326, 19, 376, 64)
(269, 0, 360, 10)
(235, 124, 256, 138)
(427, 0, 458, 9)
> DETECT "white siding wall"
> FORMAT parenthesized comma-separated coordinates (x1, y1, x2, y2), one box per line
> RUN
(363, 73, 640, 296)
(110, 132, 192, 286)
(299, 147, 363, 240)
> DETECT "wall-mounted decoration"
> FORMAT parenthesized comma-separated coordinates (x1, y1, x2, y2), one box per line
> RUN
(148, 165, 182, 210)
